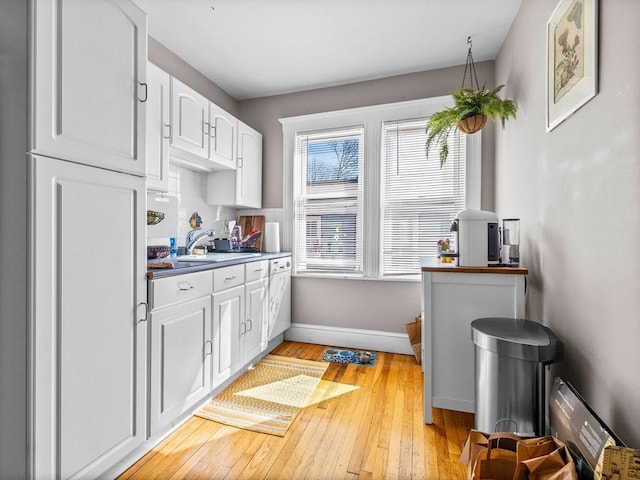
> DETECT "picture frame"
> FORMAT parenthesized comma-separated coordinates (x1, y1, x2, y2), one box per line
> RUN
(546, 0, 598, 131)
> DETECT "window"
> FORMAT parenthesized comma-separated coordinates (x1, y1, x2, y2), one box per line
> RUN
(380, 119, 465, 276)
(281, 97, 480, 280)
(294, 127, 364, 274)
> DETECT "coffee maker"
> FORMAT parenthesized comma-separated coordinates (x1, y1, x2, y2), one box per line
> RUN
(450, 209, 500, 266)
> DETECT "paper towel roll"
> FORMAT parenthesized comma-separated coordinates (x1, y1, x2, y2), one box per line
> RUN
(264, 222, 280, 253)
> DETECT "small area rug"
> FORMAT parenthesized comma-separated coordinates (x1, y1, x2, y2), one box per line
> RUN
(322, 348, 377, 367)
(195, 354, 328, 437)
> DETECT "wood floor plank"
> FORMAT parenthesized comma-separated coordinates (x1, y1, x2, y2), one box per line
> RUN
(316, 367, 369, 480)
(398, 355, 416, 480)
(126, 420, 225, 480)
(299, 363, 359, 479)
(117, 416, 207, 480)
(117, 341, 474, 480)
(163, 424, 237, 480)
(177, 425, 253, 480)
(411, 362, 427, 480)
(231, 435, 283, 480)
(346, 352, 390, 475)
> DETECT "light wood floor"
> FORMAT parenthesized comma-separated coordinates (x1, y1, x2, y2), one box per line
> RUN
(118, 341, 474, 480)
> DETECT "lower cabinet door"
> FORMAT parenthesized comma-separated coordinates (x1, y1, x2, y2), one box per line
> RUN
(245, 278, 268, 363)
(212, 285, 244, 387)
(150, 296, 212, 436)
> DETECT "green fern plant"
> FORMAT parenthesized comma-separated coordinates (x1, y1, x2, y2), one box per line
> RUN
(426, 84, 517, 167)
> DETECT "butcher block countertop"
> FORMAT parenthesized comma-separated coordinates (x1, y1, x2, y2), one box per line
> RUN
(420, 256, 528, 275)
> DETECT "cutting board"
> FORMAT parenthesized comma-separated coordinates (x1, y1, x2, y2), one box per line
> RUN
(237, 215, 265, 251)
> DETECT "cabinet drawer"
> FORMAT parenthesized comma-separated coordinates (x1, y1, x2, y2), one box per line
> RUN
(213, 264, 245, 292)
(151, 271, 213, 310)
(245, 260, 269, 283)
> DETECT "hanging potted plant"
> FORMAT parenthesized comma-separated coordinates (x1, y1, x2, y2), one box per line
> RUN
(426, 39, 517, 167)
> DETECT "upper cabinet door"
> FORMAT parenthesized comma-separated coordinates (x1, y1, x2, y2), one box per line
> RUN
(208, 103, 237, 170)
(170, 77, 209, 163)
(32, 0, 147, 176)
(236, 122, 263, 208)
(146, 63, 170, 192)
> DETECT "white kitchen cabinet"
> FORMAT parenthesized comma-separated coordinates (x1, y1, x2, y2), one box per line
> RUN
(31, 155, 147, 480)
(212, 284, 245, 386)
(421, 259, 527, 424)
(237, 122, 263, 208)
(32, 0, 147, 176)
(208, 102, 238, 169)
(206, 121, 263, 208)
(169, 78, 239, 172)
(146, 63, 171, 192)
(149, 296, 212, 436)
(245, 260, 270, 361)
(170, 77, 209, 166)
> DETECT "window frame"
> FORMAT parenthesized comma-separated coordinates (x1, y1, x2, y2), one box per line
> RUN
(281, 96, 481, 281)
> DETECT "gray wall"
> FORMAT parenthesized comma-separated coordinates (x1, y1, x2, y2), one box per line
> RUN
(0, 1, 28, 477)
(239, 63, 496, 334)
(495, 0, 640, 445)
(149, 37, 240, 117)
(240, 62, 496, 211)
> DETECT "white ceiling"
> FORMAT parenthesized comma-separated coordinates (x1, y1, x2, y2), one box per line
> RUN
(132, 0, 522, 100)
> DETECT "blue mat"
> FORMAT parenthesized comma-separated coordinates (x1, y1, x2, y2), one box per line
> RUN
(322, 348, 377, 367)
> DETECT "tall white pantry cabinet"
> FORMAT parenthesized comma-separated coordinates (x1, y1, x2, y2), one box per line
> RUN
(29, 1, 148, 479)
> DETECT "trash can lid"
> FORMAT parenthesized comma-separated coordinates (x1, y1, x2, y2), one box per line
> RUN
(471, 318, 563, 363)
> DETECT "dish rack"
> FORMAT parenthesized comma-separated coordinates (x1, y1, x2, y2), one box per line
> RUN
(147, 210, 165, 225)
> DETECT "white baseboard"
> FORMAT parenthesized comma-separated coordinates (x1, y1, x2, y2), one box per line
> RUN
(284, 323, 414, 355)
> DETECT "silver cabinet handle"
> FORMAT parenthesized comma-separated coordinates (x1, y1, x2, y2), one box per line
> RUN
(177, 282, 194, 291)
(237, 157, 243, 168)
(162, 123, 171, 140)
(240, 322, 246, 335)
(203, 120, 210, 135)
(224, 275, 236, 282)
(205, 340, 213, 356)
(137, 302, 148, 322)
(138, 82, 148, 102)
(209, 125, 216, 138)
(246, 318, 253, 332)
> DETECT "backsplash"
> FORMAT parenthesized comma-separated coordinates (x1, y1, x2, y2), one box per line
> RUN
(147, 165, 285, 250)
(147, 164, 237, 247)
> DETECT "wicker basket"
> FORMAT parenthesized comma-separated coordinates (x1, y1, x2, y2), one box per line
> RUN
(458, 113, 487, 134)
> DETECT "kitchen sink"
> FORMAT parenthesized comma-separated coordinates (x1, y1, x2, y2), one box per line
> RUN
(176, 252, 262, 263)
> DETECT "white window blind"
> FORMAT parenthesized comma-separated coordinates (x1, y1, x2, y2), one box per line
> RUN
(293, 126, 364, 275)
(380, 118, 465, 276)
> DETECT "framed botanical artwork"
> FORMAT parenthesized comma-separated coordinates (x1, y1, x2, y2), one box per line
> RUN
(546, 0, 598, 131)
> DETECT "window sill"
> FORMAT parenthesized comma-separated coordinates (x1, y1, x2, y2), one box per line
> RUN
(292, 272, 421, 283)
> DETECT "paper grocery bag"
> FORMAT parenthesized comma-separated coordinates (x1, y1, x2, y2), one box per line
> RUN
(473, 435, 519, 480)
(514, 436, 578, 480)
(406, 315, 422, 364)
(460, 430, 492, 479)
(460, 430, 520, 480)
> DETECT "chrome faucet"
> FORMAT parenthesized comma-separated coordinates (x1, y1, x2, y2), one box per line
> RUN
(185, 229, 215, 254)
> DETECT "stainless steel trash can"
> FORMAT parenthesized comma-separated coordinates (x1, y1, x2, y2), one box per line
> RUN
(471, 318, 563, 436)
